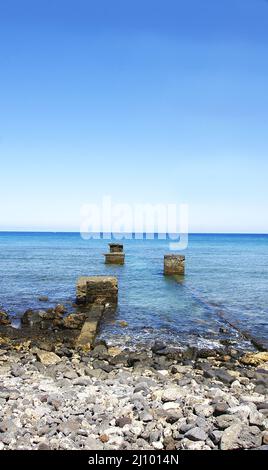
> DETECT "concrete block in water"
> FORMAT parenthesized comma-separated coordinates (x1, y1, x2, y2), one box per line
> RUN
(164, 254, 185, 275)
(76, 276, 118, 306)
(109, 243, 124, 253)
(104, 253, 125, 265)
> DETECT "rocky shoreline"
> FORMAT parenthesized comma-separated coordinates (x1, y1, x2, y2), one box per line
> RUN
(0, 313, 268, 451)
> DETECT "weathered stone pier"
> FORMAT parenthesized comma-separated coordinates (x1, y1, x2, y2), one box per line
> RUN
(104, 243, 125, 265)
(76, 276, 118, 350)
(164, 254, 185, 275)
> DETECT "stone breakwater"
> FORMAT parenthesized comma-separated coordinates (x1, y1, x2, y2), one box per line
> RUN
(0, 336, 268, 450)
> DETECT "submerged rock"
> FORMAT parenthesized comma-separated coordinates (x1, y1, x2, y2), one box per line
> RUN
(21, 309, 45, 326)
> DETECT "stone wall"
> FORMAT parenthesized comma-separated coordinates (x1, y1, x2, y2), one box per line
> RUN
(76, 276, 118, 306)
(104, 253, 125, 265)
(109, 243, 124, 253)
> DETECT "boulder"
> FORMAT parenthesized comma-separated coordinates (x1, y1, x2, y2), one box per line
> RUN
(0, 311, 11, 326)
(240, 352, 268, 366)
(36, 350, 61, 366)
(220, 424, 262, 450)
(21, 309, 44, 326)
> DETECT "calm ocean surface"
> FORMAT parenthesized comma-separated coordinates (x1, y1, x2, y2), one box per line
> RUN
(0, 232, 267, 350)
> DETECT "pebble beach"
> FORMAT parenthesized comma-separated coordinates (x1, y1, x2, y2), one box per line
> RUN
(0, 325, 268, 451)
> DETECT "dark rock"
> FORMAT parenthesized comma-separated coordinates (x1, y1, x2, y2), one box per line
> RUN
(179, 423, 195, 434)
(203, 368, 215, 379)
(214, 369, 234, 385)
(38, 296, 49, 302)
(166, 411, 182, 424)
(63, 313, 86, 330)
(163, 436, 177, 450)
(21, 309, 44, 326)
(91, 344, 108, 359)
(151, 341, 167, 354)
(210, 430, 223, 445)
(182, 347, 198, 361)
(37, 341, 54, 352)
(185, 427, 208, 441)
(257, 402, 268, 410)
(255, 385, 267, 395)
(38, 443, 50, 450)
(115, 417, 132, 428)
(55, 304, 66, 315)
(92, 359, 113, 373)
(213, 402, 229, 416)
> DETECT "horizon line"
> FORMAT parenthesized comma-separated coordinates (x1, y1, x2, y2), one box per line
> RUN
(0, 230, 267, 236)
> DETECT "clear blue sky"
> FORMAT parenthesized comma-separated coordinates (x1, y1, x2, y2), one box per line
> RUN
(0, 0, 267, 233)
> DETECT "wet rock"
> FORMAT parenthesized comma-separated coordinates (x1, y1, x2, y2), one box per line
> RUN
(91, 344, 108, 359)
(38, 296, 49, 302)
(63, 313, 86, 330)
(240, 352, 268, 366)
(55, 304, 66, 315)
(0, 311, 11, 325)
(151, 341, 167, 354)
(21, 309, 44, 326)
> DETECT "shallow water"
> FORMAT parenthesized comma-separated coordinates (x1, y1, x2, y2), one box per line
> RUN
(0, 232, 267, 350)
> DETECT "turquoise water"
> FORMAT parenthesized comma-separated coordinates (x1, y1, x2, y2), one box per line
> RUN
(0, 232, 267, 350)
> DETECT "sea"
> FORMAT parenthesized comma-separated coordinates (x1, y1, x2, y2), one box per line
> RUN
(0, 232, 267, 351)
